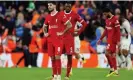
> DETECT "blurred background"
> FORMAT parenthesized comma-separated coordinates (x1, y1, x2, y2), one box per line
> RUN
(0, 1, 133, 68)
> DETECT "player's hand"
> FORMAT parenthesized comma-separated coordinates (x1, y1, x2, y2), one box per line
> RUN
(73, 32, 79, 37)
(74, 29, 80, 32)
(117, 42, 120, 48)
(122, 34, 128, 36)
(44, 33, 49, 37)
(57, 32, 64, 36)
(97, 39, 101, 45)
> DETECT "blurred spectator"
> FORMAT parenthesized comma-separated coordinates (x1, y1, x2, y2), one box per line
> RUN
(90, 21, 106, 50)
(110, 1, 121, 13)
(4, 15, 15, 35)
(15, 12, 25, 38)
(18, 5, 25, 15)
(0, 3, 6, 18)
(59, 2, 64, 11)
(72, 1, 84, 13)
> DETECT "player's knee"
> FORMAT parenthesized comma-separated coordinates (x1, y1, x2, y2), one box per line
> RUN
(75, 53, 80, 59)
(106, 51, 111, 56)
(67, 55, 72, 60)
(55, 55, 60, 60)
(112, 54, 116, 58)
(51, 56, 55, 60)
(123, 49, 129, 57)
(131, 54, 133, 60)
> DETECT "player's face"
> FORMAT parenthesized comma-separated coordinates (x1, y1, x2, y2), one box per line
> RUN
(103, 12, 110, 18)
(65, 3, 72, 12)
(48, 3, 56, 12)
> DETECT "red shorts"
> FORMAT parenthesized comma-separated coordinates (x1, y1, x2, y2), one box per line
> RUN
(48, 41, 63, 57)
(106, 44, 117, 53)
(63, 39, 74, 55)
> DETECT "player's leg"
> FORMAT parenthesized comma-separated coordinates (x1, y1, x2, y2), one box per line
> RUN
(48, 43, 57, 80)
(122, 49, 132, 70)
(74, 37, 85, 63)
(121, 40, 132, 70)
(119, 42, 128, 68)
(55, 42, 64, 80)
(116, 50, 125, 69)
(0, 53, 7, 67)
(109, 44, 119, 76)
(37, 52, 44, 68)
(6, 53, 14, 68)
(130, 44, 133, 69)
(97, 45, 107, 68)
(64, 42, 74, 79)
(131, 54, 133, 69)
(105, 51, 115, 77)
(105, 44, 116, 77)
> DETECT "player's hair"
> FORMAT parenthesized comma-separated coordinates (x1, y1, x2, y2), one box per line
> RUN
(48, 1, 56, 5)
(65, 1, 75, 5)
(103, 7, 111, 13)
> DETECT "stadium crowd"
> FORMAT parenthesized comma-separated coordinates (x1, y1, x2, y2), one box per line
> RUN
(0, 1, 133, 68)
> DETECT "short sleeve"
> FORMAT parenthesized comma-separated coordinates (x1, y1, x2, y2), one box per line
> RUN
(114, 17, 120, 28)
(75, 13, 84, 23)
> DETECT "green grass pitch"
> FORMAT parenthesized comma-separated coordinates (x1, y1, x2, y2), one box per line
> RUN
(0, 68, 133, 80)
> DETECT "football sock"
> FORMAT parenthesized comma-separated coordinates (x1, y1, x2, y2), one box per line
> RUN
(66, 55, 72, 77)
(106, 54, 114, 70)
(56, 59, 61, 75)
(52, 59, 57, 76)
(112, 55, 117, 70)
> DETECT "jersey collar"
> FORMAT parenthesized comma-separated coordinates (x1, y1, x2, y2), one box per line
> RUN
(109, 15, 114, 20)
(64, 10, 72, 14)
(51, 11, 58, 16)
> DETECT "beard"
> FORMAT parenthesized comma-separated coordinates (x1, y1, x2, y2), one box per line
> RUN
(107, 15, 111, 18)
(65, 9, 70, 13)
(49, 8, 54, 12)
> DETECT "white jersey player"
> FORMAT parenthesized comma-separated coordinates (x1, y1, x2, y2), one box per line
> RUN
(118, 18, 132, 70)
(74, 22, 85, 62)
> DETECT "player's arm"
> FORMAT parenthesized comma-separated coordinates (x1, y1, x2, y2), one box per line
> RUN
(42, 24, 47, 33)
(57, 15, 72, 36)
(114, 19, 121, 45)
(42, 17, 49, 37)
(123, 20, 131, 34)
(62, 20, 72, 34)
(2, 28, 8, 40)
(75, 14, 87, 35)
(97, 29, 106, 45)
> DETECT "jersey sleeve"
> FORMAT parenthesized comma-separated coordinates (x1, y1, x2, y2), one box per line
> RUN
(75, 13, 87, 35)
(100, 29, 106, 40)
(123, 20, 131, 33)
(114, 17, 121, 43)
(75, 13, 84, 24)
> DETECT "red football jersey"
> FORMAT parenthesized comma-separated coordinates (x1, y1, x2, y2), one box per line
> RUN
(100, 16, 120, 44)
(62, 10, 84, 39)
(44, 11, 69, 43)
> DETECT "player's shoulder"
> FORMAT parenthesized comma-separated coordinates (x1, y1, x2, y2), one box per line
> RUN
(58, 11, 67, 18)
(71, 10, 78, 15)
(45, 14, 50, 19)
(58, 11, 65, 15)
(113, 15, 118, 20)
